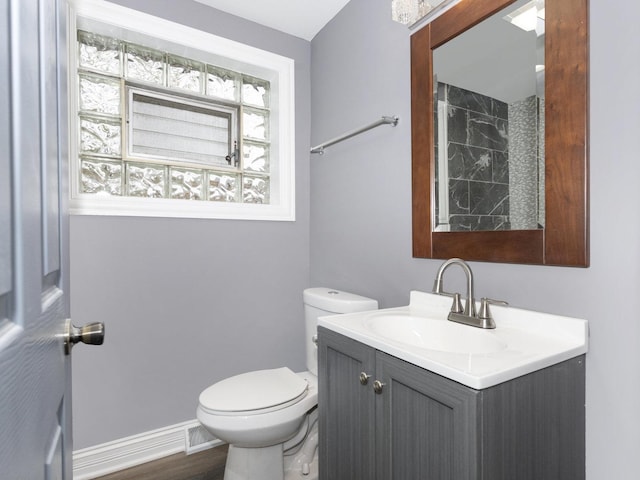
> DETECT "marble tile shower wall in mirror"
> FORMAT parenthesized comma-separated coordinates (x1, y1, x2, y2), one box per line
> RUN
(433, 0, 545, 232)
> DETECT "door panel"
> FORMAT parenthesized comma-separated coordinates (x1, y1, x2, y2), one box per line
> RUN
(40, 0, 62, 277)
(0, 0, 11, 302)
(0, 0, 70, 478)
(45, 412, 63, 480)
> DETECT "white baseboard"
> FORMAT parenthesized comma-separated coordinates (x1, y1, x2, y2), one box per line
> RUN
(72, 420, 223, 480)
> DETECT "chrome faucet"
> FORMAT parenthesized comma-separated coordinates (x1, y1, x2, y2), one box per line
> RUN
(433, 258, 477, 317)
(433, 258, 506, 329)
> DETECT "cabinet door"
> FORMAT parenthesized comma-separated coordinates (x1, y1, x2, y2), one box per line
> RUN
(318, 327, 376, 480)
(375, 352, 481, 480)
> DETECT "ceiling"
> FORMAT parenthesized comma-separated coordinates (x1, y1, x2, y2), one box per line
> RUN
(192, 0, 352, 41)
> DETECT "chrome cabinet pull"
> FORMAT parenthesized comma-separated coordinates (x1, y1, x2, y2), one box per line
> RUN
(359, 372, 372, 385)
(373, 380, 385, 394)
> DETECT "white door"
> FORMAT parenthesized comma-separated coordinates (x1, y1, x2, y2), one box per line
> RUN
(0, 0, 101, 478)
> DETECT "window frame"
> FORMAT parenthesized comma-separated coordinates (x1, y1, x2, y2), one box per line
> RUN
(68, 0, 296, 221)
(125, 86, 239, 170)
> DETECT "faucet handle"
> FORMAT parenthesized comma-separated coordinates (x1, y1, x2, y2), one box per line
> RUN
(450, 293, 464, 314)
(478, 298, 508, 328)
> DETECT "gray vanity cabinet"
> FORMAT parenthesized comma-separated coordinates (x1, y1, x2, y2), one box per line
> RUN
(318, 327, 585, 480)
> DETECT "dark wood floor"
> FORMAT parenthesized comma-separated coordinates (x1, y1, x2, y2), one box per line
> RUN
(93, 445, 228, 480)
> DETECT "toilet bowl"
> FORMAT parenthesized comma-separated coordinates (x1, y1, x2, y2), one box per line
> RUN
(197, 369, 317, 448)
(197, 288, 378, 480)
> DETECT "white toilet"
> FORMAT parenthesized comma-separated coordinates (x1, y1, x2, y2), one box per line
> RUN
(197, 288, 378, 480)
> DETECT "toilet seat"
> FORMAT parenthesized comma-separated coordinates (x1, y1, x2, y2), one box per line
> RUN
(199, 367, 309, 416)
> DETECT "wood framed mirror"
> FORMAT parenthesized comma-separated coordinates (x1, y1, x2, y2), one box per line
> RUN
(411, 0, 588, 266)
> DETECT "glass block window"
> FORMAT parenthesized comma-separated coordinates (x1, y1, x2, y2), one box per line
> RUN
(75, 30, 272, 204)
(125, 44, 164, 85)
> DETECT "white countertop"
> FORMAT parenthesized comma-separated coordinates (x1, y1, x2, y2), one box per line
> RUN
(318, 291, 588, 389)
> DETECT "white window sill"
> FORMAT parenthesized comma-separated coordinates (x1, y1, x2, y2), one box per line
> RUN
(70, 195, 295, 221)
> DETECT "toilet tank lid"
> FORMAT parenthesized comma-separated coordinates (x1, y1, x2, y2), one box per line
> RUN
(199, 367, 308, 412)
(303, 287, 378, 314)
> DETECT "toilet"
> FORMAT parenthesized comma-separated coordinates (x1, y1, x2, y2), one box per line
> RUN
(197, 288, 378, 480)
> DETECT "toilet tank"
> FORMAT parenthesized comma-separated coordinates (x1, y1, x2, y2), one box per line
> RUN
(303, 288, 378, 376)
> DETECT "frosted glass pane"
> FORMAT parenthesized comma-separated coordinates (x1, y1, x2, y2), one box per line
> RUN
(168, 56, 203, 93)
(79, 74, 120, 115)
(130, 93, 230, 166)
(208, 173, 237, 202)
(78, 31, 121, 75)
(243, 142, 268, 172)
(207, 67, 238, 101)
(81, 159, 122, 195)
(80, 117, 121, 156)
(243, 110, 268, 141)
(125, 45, 164, 85)
(127, 163, 166, 198)
(243, 176, 269, 204)
(171, 168, 203, 200)
(242, 77, 269, 108)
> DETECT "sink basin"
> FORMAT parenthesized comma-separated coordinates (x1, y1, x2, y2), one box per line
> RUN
(318, 290, 588, 389)
(365, 313, 507, 354)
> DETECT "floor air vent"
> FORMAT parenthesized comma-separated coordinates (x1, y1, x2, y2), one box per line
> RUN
(185, 424, 218, 455)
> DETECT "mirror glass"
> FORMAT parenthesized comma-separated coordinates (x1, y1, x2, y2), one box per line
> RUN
(433, 0, 545, 232)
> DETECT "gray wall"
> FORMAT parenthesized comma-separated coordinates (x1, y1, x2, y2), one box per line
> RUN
(310, 0, 640, 479)
(71, 0, 311, 449)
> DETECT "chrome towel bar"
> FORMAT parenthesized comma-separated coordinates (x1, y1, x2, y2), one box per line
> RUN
(310, 115, 399, 154)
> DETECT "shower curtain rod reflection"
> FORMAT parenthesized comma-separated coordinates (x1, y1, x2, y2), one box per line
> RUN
(310, 115, 399, 154)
